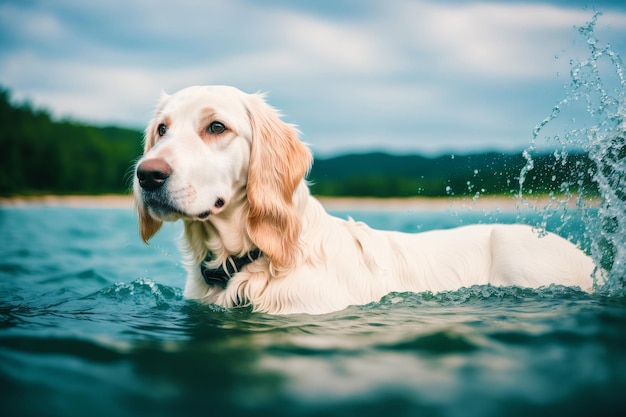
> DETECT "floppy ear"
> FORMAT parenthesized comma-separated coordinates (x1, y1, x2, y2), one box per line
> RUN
(134, 103, 166, 243)
(137, 203, 162, 243)
(246, 93, 312, 271)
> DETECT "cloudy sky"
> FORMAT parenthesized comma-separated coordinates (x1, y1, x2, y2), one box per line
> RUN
(1, 0, 625, 156)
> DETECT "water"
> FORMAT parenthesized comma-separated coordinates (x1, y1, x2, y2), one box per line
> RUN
(3, 12, 626, 417)
(518, 12, 626, 293)
(1, 206, 625, 417)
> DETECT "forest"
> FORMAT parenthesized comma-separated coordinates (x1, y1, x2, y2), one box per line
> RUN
(0, 88, 143, 195)
(0, 87, 596, 198)
(310, 151, 595, 197)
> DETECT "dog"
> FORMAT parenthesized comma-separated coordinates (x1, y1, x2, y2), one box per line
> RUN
(134, 85, 596, 315)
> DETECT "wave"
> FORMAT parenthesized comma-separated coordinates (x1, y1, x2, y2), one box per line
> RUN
(95, 278, 184, 307)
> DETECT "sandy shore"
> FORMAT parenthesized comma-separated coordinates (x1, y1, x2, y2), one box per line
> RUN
(0, 194, 598, 212)
(0, 194, 136, 209)
(317, 196, 518, 211)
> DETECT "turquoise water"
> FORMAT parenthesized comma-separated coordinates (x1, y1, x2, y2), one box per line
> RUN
(1, 206, 625, 417)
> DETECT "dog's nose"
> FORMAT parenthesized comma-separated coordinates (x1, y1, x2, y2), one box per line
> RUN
(136, 158, 172, 191)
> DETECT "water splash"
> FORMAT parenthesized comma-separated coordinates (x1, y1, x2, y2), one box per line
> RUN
(100, 278, 183, 307)
(518, 12, 626, 294)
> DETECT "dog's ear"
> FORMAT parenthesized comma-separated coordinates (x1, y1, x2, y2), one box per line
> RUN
(245, 93, 312, 271)
(137, 203, 162, 243)
(134, 96, 167, 243)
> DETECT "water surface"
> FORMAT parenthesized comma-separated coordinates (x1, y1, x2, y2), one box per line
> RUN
(1, 206, 625, 417)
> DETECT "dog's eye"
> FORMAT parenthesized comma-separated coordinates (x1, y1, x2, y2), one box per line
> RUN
(207, 121, 227, 134)
(157, 123, 167, 137)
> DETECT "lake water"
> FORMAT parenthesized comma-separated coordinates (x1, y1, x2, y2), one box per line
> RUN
(1, 205, 625, 417)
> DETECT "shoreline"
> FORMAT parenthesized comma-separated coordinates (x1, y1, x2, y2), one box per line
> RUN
(0, 194, 598, 212)
(0, 194, 136, 209)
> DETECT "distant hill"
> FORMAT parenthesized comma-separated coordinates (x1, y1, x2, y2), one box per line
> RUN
(0, 87, 595, 197)
(308, 151, 595, 198)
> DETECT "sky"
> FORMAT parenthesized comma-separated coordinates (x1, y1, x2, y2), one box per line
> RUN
(1, 0, 625, 156)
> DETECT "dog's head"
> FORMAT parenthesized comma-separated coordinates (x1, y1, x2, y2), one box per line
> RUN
(134, 85, 312, 269)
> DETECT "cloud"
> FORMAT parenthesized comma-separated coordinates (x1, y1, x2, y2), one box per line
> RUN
(1, 0, 625, 154)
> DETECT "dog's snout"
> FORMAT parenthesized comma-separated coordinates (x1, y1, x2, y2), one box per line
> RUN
(137, 158, 172, 191)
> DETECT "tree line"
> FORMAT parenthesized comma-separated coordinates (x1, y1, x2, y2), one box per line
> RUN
(0, 87, 596, 198)
(0, 88, 143, 195)
(308, 151, 596, 198)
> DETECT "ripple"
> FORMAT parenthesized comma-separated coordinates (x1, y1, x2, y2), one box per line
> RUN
(377, 330, 480, 354)
(0, 262, 31, 275)
(97, 278, 183, 308)
(374, 285, 590, 309)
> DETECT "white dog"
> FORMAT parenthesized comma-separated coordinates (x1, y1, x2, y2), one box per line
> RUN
(134, 85, 595, 315)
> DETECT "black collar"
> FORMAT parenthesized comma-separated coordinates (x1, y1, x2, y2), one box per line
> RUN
(200, 249, 262, 288)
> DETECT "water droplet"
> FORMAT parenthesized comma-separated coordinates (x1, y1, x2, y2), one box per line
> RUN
(519, 11, 626, 293)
